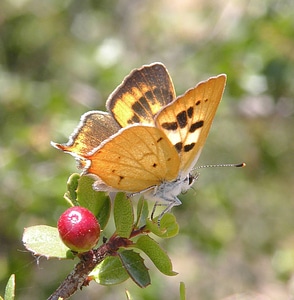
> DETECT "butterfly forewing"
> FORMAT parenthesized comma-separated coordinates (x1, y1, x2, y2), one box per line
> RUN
(107, 63, 176, 127)
(85, 125, 180, 192)
(155, 74, 226, 176)
(51, 111, 120, 156)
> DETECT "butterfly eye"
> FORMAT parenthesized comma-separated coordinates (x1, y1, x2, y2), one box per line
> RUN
(180, 173, 199, 195)
(188, 173, 198, 186)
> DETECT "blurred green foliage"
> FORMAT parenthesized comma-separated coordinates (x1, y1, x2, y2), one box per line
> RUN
(0, 0, 293, 299)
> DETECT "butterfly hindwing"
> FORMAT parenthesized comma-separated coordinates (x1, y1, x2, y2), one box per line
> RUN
(52, 111, 120, 157)
(155, 74, 227, 176)
(107, 63, 176, 127)
(85, 125, 180, 192)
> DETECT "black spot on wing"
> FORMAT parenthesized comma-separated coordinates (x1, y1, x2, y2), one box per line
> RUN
(153, 87, 161, 100)
(111, 170, 125, 185)
(149, 87, 174, 105)
(128, 115, 140, 124)
(140, 95, 151, 110)
(176, 111, 187, 128)
(118, 175, 125, 184)
(132, 97, 150, 118)
(152, 85, 173, 106)
(161, 122, 178, 130)
(174, 142, 183, 153)
(187, 106, 193, 118)
(184, 143, 195, 152)
(189, 120, 204, 133)
(196, 100, 201, 106)
(144, 90, 154, 103)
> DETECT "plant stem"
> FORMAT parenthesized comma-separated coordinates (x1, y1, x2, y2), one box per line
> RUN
(47, 236, 132, 300)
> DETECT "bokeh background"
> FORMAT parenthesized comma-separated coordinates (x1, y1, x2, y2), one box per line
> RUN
(1, 0, 294, 299)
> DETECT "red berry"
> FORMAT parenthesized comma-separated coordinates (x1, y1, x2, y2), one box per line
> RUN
(57, 207, 100, 252)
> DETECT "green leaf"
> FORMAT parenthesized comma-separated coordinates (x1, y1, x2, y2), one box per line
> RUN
(114, 193, 134, 238)
(65, 173, 80, 205)
(90, 255, 129, 285)
(180, 282, 186, 300)
(77, 175, 111, 229)
(145, 213, 179, 238)
(135, 235, 177, 276)
(4, 274, 15, 300)
(135, 197, 149, 228)
(118, 250, 150, 288)
(22, 225, 74, 259)
(94, 194, 111, 230)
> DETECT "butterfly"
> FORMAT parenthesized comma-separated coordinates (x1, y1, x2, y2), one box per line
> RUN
(52, 63, 226, 220)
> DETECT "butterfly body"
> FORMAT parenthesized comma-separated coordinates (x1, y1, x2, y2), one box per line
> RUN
(143, 173, 191, 211)
(52, 63, 226, 219)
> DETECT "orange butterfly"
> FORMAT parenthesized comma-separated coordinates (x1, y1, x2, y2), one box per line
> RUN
(52, 63, 226, 219)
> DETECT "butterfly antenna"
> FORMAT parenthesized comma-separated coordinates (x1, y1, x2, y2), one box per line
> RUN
(195, 162, 246, 170)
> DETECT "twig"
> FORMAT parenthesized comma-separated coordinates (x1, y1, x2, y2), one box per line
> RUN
(47, 236, 132, 300)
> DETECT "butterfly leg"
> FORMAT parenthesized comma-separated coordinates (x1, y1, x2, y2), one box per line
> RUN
(151, 201, 159, 220)
(151, 197, 182, 225)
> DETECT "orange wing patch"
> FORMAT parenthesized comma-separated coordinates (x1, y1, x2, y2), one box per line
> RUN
(84, 125, 180, 192)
